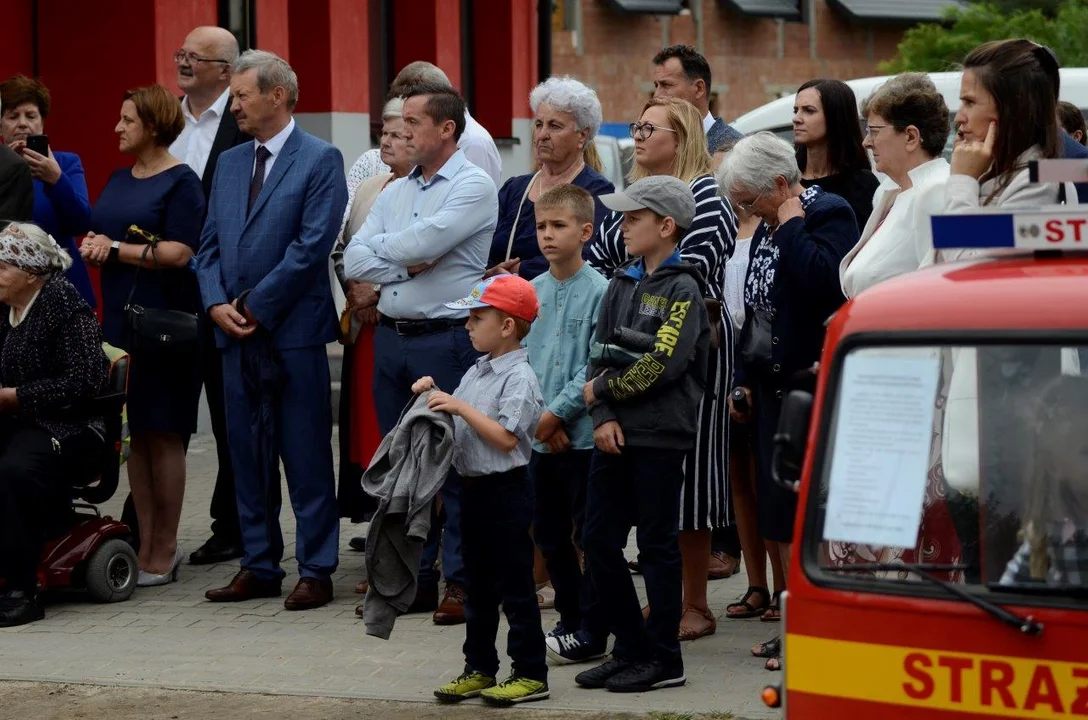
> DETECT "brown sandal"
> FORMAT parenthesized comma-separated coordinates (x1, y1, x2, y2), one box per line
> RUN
(678, 606, 717, 642)
(355, 579, 369, 595)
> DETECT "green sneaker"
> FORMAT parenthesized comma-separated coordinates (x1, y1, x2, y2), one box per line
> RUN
(434, 670, 496, 703)
(480, 674, 550, 707)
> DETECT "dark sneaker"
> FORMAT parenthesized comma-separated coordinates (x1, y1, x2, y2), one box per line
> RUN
(545, 621, 567, 639)
(546, 630, 608, 665)
(0, 590, 44, 628)
(574, 658, 633, 689)
(605, 660, 686, 693)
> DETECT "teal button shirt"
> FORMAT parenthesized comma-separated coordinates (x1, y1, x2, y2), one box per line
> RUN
(526, 263, 609, 452)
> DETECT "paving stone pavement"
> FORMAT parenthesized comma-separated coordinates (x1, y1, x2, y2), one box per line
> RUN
(0, 417, 781, 718)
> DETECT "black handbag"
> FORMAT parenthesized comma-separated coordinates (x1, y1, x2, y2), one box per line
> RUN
(738, 306, 774, 368)
(124, 235, 199, 352)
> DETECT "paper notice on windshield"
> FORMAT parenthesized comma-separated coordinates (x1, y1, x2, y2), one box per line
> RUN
(823, 353, 941, 549)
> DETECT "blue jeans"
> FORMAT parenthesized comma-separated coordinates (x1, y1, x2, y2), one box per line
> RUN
(372, 324, 478, 588)
(582, 446, 685, 664)
(461, 468, 547, 681)
(529, 449, 603, 637)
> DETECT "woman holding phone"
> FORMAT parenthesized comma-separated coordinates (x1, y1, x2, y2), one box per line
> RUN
(0, 75, 95, 307)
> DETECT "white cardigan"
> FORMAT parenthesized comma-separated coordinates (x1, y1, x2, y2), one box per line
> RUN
(915, 146, 1078, 267)
(839, 157, 950, 299)
(911, 147, 1079, 494)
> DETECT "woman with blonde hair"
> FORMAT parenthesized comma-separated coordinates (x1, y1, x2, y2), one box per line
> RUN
(583, 96, 738, 645)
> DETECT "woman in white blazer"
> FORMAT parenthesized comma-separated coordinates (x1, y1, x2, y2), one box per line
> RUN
(840, 73, 950, 299)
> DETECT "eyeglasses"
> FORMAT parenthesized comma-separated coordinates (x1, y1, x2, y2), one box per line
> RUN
(735, 191, 765, 214)
(173, 50, 230, 66)
(862, 123, 891, 139)
(629, 122, 679, 141)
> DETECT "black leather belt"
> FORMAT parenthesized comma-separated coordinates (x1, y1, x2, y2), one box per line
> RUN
(379, 314, 464, 337)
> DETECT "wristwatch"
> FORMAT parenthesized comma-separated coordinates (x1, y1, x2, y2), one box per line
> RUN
(108, 240, 121, 263)
(373, 283, 382, 295)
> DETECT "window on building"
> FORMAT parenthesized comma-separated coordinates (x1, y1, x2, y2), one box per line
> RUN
(218, 0, 257, 52)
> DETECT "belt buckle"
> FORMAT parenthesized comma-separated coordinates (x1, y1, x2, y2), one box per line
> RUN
(395, 320, 411, 336)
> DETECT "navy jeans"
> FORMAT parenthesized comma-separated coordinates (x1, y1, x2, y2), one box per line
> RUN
(461, 468, 547, 682)
(372, 324, 478, 589)
(528, 449, 603, 637)
(582, 446, 685, 665)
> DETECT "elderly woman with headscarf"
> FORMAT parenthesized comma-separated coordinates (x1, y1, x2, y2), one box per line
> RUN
(0, 222, 108, 628)
(485, 76, 615, 280)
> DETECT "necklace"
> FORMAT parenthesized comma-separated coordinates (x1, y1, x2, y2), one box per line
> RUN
(529, 160, 585, 202)
(133, 155, 174, 179)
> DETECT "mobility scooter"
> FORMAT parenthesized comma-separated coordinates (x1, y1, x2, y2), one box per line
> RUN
(36, 344, 138, 603)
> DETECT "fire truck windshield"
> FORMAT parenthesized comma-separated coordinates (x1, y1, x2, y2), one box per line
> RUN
(807, 343, 1088, 607)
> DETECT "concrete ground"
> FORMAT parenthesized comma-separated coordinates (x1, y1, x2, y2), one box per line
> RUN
(0, 395, 780, 720)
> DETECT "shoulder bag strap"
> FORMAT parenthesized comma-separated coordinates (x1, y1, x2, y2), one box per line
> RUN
(123, 241, 161, 310)
(505, 171, 541, 262)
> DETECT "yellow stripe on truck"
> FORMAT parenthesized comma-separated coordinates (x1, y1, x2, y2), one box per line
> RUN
(786, 634, 1088, 718)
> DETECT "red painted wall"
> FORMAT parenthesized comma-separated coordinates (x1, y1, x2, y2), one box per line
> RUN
(0, 0, 34, 79)
(393, 0, 462, 91)
(473, 0, 537, 137)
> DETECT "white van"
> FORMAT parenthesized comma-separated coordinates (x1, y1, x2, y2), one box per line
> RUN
(731, 69, 1088, 151)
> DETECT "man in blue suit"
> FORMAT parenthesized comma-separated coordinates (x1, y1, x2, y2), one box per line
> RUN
(196, 50, 347, 610)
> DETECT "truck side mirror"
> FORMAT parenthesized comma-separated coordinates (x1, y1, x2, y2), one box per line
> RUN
(772, 390, 813, 492)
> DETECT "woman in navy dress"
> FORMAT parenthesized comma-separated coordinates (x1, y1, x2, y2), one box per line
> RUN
(0, 75, 95, 306)
(81, 85, 204, 586)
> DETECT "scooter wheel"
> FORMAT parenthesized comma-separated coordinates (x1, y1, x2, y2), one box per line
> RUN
(85, 538, 139, 603)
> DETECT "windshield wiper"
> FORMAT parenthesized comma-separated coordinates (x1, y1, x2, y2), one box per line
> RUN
(820, 562, 1044, 636)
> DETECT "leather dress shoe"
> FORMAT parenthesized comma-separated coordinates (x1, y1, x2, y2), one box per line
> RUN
(0, 590, 44, 628)
(189, 536, 244, 566)
(348, 536, 367, 552)
(284, 577, 333, 611)
(205, 570, 282, 602)
(433, 584, 467, 625)
(407, 581, 439, 614)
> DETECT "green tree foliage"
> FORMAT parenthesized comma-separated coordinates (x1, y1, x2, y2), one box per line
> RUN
(879, 0, 1088, 74)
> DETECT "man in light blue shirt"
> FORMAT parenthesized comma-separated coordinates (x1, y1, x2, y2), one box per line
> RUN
(343, 83, 497, 625)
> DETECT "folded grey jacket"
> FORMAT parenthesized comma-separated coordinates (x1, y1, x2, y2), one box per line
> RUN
(361, 391, 455, 639)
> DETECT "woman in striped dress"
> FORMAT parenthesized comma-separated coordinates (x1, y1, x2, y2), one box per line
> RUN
(587, 97, 738, 641)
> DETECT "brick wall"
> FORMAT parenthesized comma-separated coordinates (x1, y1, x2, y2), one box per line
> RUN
(552, 0, 906, 124)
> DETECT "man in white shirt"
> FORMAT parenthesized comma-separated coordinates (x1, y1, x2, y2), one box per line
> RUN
(386, 61, 502, 186)
(651, 44, 743, 153)
(169, 25, 253, 568)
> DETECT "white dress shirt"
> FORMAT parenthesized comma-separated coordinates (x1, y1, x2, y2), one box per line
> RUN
(702, 111, 715, 135)
(460, 111, 502, 187)
(253, 117, 296, 182)
(839, 157, 950, 299)
(169, 87, 231, 179)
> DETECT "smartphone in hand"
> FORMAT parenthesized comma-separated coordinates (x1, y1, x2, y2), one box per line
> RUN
(25, 134, 49, 157)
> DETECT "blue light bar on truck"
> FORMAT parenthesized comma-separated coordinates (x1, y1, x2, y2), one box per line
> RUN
(931, 208, 1088, 250)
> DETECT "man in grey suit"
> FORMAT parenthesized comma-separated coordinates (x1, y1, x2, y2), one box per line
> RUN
(652, 45, 743, 153)
(196, 50, 347, 611)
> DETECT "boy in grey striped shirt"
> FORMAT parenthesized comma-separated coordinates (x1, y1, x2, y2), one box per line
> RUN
(412, 274, 548, 706)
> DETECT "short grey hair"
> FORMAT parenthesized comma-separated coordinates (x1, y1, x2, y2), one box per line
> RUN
(381, 97, 404, 121)
(232, 50, 299, 109)
(716, 131, 801, 197)
(529, 76, 603, 141)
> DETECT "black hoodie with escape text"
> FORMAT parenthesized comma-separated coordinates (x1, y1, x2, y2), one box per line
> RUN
(587, 253, 710, 450)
